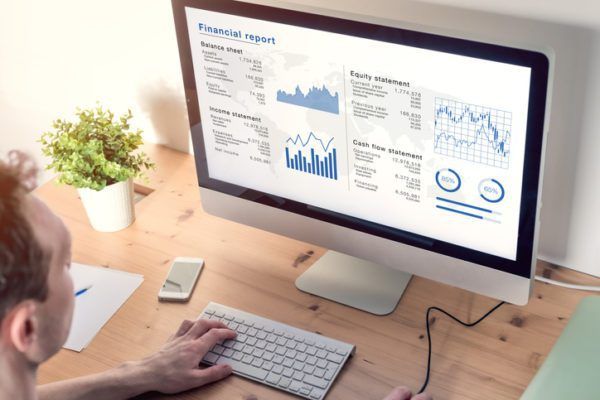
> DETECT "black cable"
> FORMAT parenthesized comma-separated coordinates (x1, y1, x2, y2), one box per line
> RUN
(417, 300, 506, 394)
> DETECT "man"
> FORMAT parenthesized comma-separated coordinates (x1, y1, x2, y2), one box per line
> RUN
(0, 154, 431, 400)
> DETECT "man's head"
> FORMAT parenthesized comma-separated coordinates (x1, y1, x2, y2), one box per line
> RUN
(0, 154, 74, 366)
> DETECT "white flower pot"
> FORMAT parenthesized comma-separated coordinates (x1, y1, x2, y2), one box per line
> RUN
(77, 178, 135, 232)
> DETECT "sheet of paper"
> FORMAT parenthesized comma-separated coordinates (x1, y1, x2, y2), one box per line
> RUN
(63, 262, 144, 352)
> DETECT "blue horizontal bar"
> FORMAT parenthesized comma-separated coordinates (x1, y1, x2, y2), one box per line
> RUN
(436, 197, 492, 213)
(436, 205, 483, 219)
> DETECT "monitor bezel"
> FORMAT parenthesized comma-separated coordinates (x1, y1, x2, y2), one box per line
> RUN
(171, 0, 549, 279)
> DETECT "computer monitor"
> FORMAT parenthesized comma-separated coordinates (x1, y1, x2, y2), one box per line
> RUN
(171, 0, 550, 313)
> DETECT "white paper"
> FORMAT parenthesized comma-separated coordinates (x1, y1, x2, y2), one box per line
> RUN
(63, 263, 144, 352)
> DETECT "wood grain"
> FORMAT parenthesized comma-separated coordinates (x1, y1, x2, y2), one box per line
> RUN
(36, 144, 600, 400)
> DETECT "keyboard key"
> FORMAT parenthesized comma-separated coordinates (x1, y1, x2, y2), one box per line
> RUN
(224, 315, 234, 321)
(314, 368, 326, 378)
(242, 355, 254, 364)
(276, 337, 287, 346)
(283, 358, 294, 368)
(336, 348, 348, 356)
(266, 333, 277, 343)
(316, 359, 328, 369)
(303, 365, 315, 375)
(307, 347, 317, 356)
(256, 340, 267, 349)
(289, 381, 302, 392)
(292, 371, 305, 381)
(204, 309, 215, 315)
(232, 352, 243, 361)
(286, 349, 297, 359)
(237, 325, 248, 334)
(266, 373, 281, 385)
(272, 365, 284, 375)
(284, 332, 294, 339)
(315, 342, 325, 349)
(279, 377, 292, 388)
(275, 347, 287, 356)
(252, 349, 265, 358)
(310, 390, 324, 399)
(247, 337, 258, 346)
(214, 311, 225, 318)
(217, 358, 268, 381)
(212, 345, 225, 355)
(223, 349, 234, 358)
(229, 322, 239, 331)
(324, 367, 336, 380)
(316, 349, 327, 359)
(247, 328, 258, 337)
(306, 356, 317, 365)
(296, 343, 308, 352)
(326, 345, 336, 352)
(237, 334, 248, 343)
(295, 353, 307, 362)
(282, 367, 294, 378)
(300, 386, 312, 396)
(204, 352, 219, 364)
(326, 353, 344, 364)
(263, 352, 274, 361)
(251, 358, 264, 368)
(265, 343, 277, 352)
(286, 341, 298, 349)
(256, 331, 267, 340)
(273, 355, 284, 364)
(262, 361, 274, 371)
(233, 317, 244, 324)
(223, 339, 235, 348)
(242, 345, 253, 354)
(304, 375, 328, 389)
(293, 361, 304, 371)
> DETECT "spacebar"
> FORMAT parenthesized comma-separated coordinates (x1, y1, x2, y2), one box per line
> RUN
(216, 357, 268, 381)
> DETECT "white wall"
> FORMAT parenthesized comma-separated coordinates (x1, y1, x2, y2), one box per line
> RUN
(1, 0, 598, 276)
(0, 0, 190, 183)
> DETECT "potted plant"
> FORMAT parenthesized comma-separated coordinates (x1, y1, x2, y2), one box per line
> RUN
(40, 105, 154, 232)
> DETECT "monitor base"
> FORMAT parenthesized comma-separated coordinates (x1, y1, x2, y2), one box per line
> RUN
(295, 251, 412, 315)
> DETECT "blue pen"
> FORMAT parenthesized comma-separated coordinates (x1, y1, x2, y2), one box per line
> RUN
(75, 285, 93, 297)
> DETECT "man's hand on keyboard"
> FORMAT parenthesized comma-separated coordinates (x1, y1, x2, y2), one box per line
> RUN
(384, 386, 433, 400)
(133, 319, 237, 394)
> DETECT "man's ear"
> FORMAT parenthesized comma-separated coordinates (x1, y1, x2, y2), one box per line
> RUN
(5, 301, 38, 353)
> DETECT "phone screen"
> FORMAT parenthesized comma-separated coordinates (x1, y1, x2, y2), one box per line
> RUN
(162, 262, 201, 293)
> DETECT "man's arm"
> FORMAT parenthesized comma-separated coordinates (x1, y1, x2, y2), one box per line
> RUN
(38, 319, 236, 400)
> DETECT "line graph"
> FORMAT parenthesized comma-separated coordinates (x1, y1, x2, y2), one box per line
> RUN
(434, 98, 512, 169)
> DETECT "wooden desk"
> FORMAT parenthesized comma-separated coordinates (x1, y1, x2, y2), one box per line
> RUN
(37, 144, 600, 400)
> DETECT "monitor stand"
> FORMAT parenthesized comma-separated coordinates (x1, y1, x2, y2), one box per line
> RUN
(295, 251, 412, 316)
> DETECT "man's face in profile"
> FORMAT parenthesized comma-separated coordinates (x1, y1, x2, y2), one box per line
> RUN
(25, 195, 75, 362)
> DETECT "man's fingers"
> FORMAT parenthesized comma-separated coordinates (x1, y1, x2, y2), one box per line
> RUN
(171, 319, 194, 340)
(197, 328, 237, 351)
(383, 386, 413, 400)
(412, 393, 433, 400)
(194, 363, 233, 386)
(185, 319, 229, 339)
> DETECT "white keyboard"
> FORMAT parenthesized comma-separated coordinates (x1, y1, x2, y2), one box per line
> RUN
(199, 302, 355, 400)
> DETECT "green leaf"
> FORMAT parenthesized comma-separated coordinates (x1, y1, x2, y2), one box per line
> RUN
(38, 104, 155, 190)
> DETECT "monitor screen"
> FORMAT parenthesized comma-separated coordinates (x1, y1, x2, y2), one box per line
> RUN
(173, 0, 548, 278)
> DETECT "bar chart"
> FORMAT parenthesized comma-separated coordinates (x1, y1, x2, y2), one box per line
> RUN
(285, 132, 338, 180)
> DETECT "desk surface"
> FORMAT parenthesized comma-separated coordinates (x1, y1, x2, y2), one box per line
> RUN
(37, 144, 600, 400)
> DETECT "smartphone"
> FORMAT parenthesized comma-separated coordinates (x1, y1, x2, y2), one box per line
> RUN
(158, 257, 204, 302)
